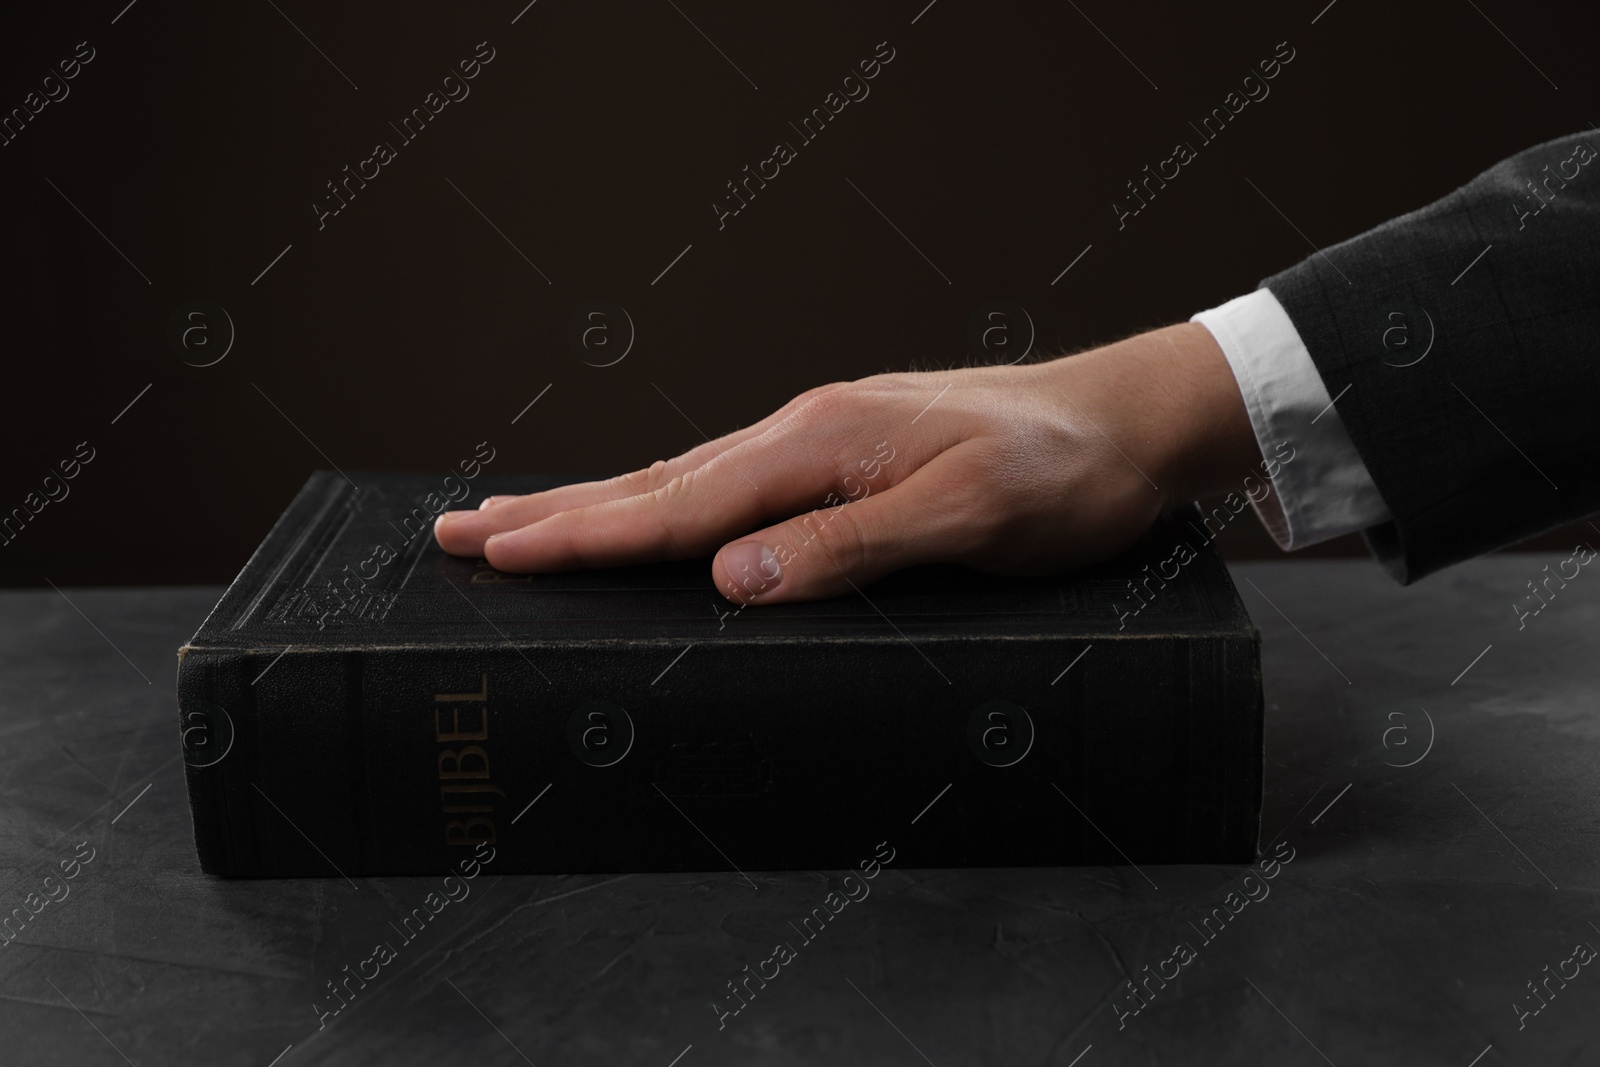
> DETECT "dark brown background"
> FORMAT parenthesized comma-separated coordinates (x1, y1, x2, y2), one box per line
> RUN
(1, 0, 1593, 588)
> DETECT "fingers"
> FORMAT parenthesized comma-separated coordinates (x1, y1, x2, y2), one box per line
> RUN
(437, 462, 689, 555)
(712, 448, 989, 605)
(478, 418, 898, 573)
(435, 382, 846, 556)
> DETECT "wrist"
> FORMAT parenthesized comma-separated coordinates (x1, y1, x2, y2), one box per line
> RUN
(1144, 322, 1261, 505)
(1031, 321, 1260, 508)
(1035, 323, 1259, 508)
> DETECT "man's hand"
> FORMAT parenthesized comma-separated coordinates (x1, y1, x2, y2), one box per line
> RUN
(433, 323, 1260, 604)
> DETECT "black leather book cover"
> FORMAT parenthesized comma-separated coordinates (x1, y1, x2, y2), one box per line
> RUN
(177, 471, 1264, 877)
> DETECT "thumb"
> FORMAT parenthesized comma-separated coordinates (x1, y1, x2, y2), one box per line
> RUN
(712, 457, 980, 605)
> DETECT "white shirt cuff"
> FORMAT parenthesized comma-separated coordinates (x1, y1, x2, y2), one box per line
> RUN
(1191, 288, 1391, 549)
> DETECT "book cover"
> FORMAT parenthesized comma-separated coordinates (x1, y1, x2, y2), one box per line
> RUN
(177, 471, 1263, 876)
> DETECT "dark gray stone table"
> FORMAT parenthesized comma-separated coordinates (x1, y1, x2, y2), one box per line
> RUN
(3, 558, 1596, 1065)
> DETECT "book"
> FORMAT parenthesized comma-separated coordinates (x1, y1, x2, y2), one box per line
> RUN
(177, 471, 1264, 877)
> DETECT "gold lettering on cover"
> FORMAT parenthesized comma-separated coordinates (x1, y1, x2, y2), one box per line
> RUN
(440, 783, 508, 813)
(434, 705, 488, 741)
(433, 674, 497, 844)
(438, 746, 490, 779)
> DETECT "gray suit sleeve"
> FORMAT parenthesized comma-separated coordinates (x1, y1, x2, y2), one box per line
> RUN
(1261, 133, 1600, 583)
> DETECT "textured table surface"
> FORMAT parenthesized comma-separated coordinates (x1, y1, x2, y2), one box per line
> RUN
(1, 558, 1596, 1066)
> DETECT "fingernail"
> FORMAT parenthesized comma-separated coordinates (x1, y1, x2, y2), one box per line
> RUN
(435, 511, 465, 528)
(723, 541, 780, 595)
(479, 495, 508, 510)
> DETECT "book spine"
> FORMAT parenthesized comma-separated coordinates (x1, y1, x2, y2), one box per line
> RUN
(178, 631, 1260, 877)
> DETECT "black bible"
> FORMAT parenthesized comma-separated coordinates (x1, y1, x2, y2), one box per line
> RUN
(177, 471, 1265, 876)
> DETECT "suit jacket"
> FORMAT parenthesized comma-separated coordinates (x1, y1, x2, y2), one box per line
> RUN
(1263, 132, 1600, 583)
